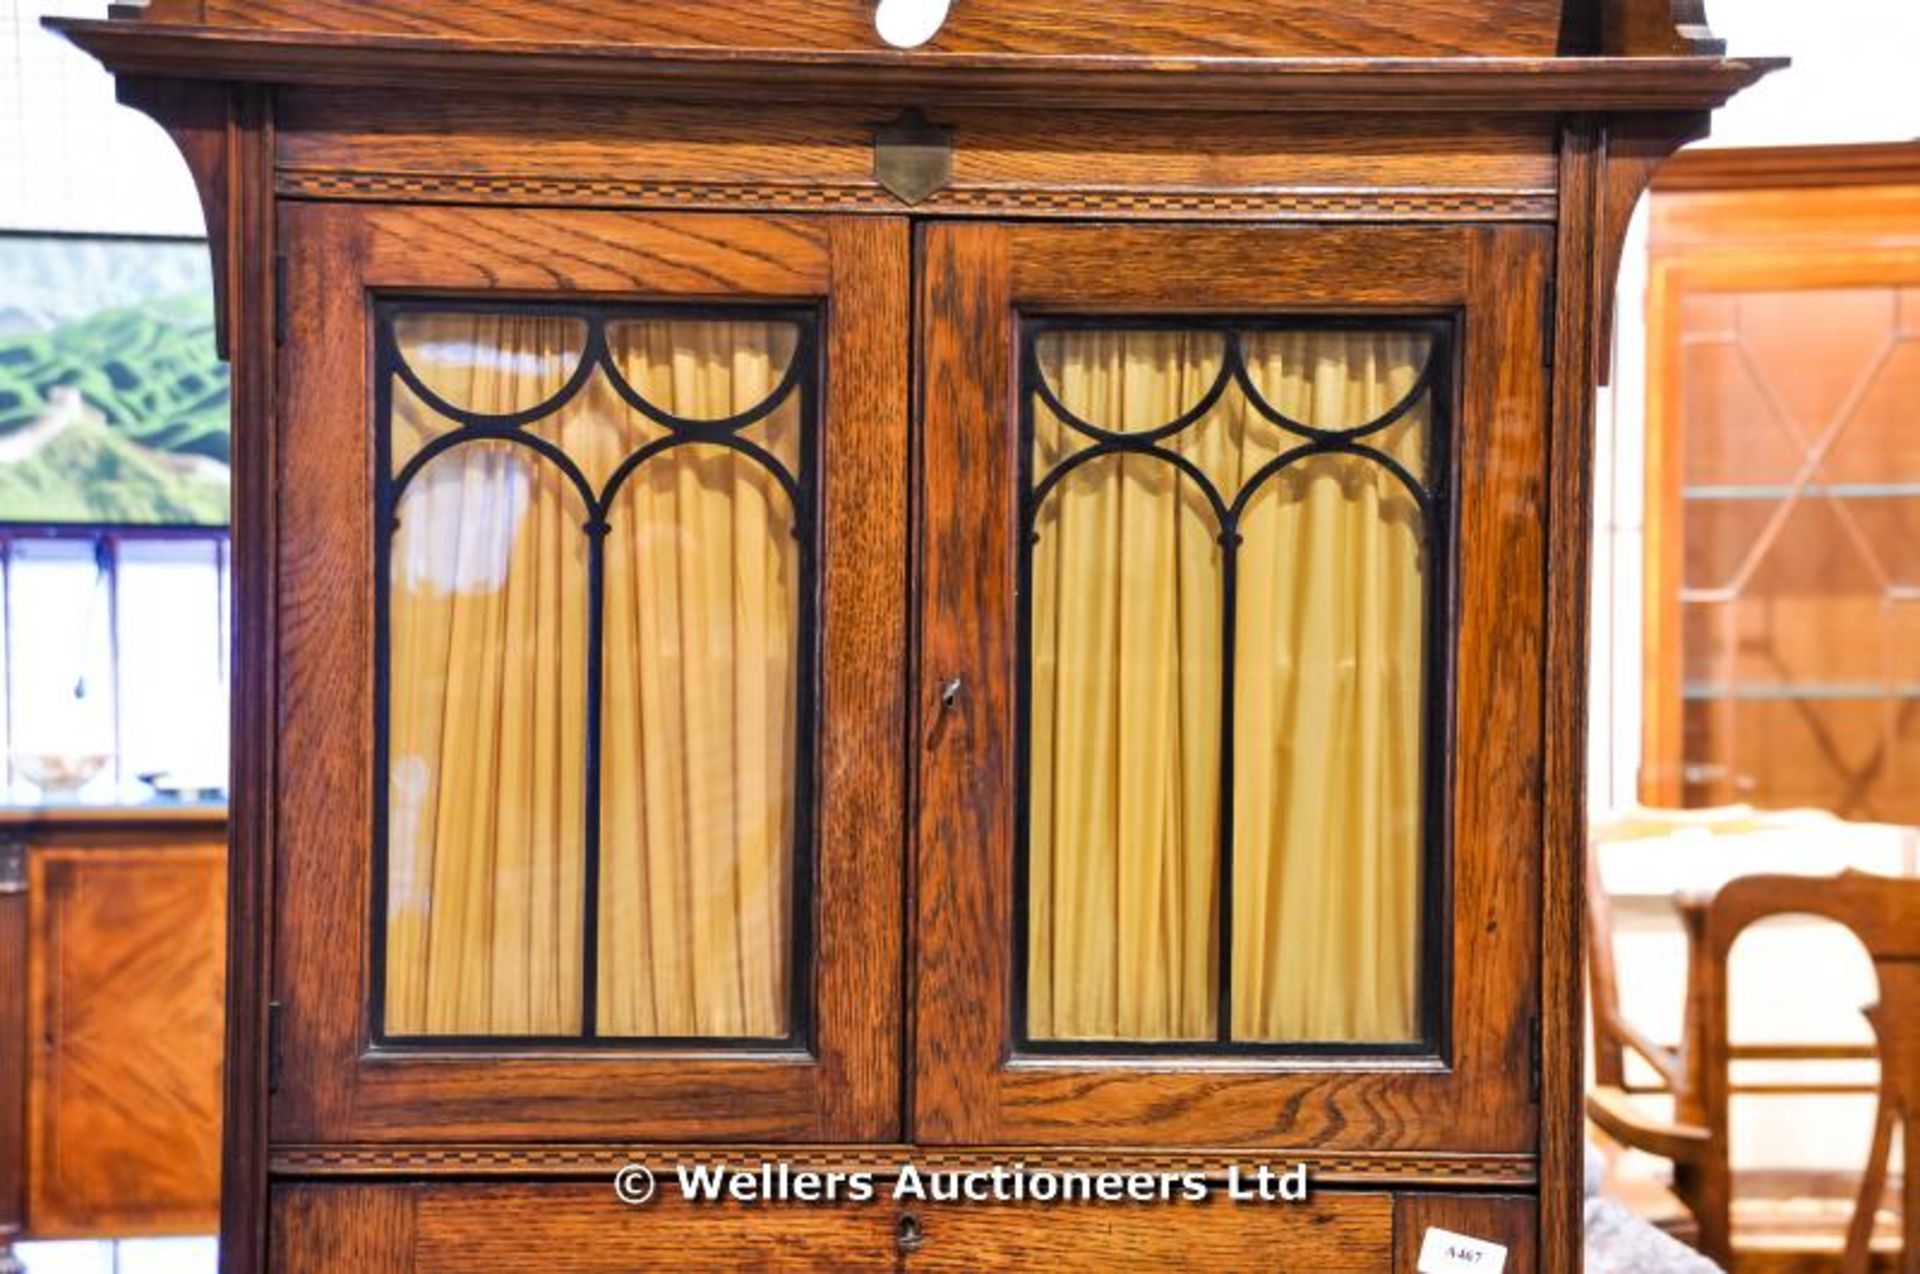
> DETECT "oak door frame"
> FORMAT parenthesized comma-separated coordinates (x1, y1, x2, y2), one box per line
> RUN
(912, 220, 1552, 1150)
(271, 203, 909, 1143)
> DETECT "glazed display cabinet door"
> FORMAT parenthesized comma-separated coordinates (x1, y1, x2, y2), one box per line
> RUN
(272, 204, 907, 1142)
(915, 221, 1550, 1151)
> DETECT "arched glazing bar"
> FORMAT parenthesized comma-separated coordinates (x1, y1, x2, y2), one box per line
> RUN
(371, 299, 819, 1047)
(1015, 315, 1453, 1054)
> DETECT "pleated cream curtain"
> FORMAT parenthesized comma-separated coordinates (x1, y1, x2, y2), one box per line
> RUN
(383, 313, 799, 1039)
(1027, 327, 1430, 1043)
(598, 321, 800, 1038)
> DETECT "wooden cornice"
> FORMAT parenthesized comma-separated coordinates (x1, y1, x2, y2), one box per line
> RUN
(1653, 140, 1920, 192)
(50, 20, 1780, 114)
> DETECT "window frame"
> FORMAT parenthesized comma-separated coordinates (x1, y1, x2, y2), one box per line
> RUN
(1008, 313, 1457, 1059)
(0, 524, 230, 804)
(367, 297, 824, 1051)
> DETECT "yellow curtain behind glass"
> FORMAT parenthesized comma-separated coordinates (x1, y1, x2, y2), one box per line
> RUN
(1029, 331, 1226, 1041)
(599, 321, 800, 1038)
(1028, 328, 1428, 1043)
(386, 313, 589, 1036)
(384, 313, 800, 1039)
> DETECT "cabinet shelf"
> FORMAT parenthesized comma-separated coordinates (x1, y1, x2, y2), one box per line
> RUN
(1683, 483, 1920, 501)
(1683, 682, 1920, 702)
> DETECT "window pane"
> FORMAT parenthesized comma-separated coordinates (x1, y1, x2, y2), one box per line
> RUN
(6, 538, 114, 801)
(598, 321, 805, 1039)
(116, 538, 228, 794)
(384, 438, 590, 1037)
(379, 306, 810, 1042)
(1022, 322, 1437, 1047)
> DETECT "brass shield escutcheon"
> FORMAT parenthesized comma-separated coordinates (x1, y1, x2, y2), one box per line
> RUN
(874, 108, 953, 205)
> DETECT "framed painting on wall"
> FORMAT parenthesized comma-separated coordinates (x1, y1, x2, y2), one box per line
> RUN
(0, 231, 228, 528)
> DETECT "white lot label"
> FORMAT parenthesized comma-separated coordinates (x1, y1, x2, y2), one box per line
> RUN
(1416, 1227, 1508, 1274)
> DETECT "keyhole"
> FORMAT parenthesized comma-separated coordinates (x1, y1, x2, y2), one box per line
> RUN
(926, 676, 965, 752)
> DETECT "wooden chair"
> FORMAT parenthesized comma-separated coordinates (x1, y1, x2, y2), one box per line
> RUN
(1584, 847, 1720, 1251)
(1587, 864, 1918, 1271)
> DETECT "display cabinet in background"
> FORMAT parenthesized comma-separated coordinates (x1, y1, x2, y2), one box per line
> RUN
(1641, 143, 1920, 821)
(54, 2, 1774, 1269)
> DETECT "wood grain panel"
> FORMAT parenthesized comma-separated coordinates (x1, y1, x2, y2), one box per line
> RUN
(272, 92, 1559, 221)
(412, 1185, 896, 1272)
(271, 202, 908, 1143)
(198, 0, 1567, 58)
(27, 845, 226, 1237)
(818, 216, 911, 1139)
(1540, 119, 1606, 1274)
(903, 1193, 1394, 1271)
(272, 1184, 415, 1274)
(221, 86, 281, 1274)
(1006, 224, 1471, 308)
(355, 205, 830, 296)
(269, 1181, 1407, 1272)
(912, 220, 1550, 1151)
(1395, 1193, 1539, 1273)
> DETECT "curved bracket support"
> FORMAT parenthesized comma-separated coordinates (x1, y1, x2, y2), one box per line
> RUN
(115, 77, 234, 357)
(1596, 110, 1712, 383)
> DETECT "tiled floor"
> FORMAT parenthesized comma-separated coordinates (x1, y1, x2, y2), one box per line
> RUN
(14, 1238, 217, 1274)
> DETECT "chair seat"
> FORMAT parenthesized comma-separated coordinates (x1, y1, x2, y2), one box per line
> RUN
(1595, 1148, 1907, 1272)
(1729, 1176, 1907, 1273)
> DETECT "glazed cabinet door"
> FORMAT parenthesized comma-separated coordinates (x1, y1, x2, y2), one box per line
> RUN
(272, 204, 907, 1142)
(915, 221, 1551, 1153)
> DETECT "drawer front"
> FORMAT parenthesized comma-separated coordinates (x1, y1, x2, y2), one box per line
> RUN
(901, 1194, 1394, 1271)
(271, 1182, 1537, 1272)
(273, 1183, 895, 1272)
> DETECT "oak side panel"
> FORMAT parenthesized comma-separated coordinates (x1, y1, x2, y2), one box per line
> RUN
(27, 845, 226, 1237)
(1439, 220, 1553, 1151)
(1541, 120, 1605, 1274)
(200, 0, 1567, 59)
(222, 83, 280, 1274)
(904, 1194, 1395, 1272)
(1395, 1192, 1539, 1273)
